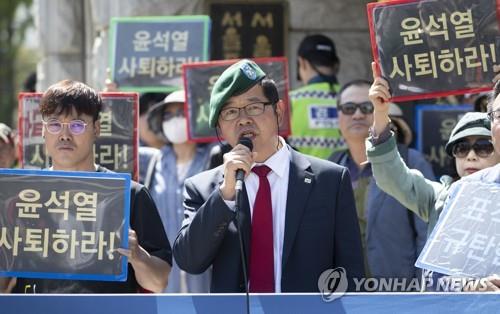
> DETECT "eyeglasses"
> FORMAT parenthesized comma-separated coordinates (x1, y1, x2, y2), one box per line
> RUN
(219, 101, 273, 121)
(338, 102, 374, 115)
(488, 109, 500, 124)
(163, 109, 184, 121)
(452, 139, 494, 158)
(42, 119, 88, 135)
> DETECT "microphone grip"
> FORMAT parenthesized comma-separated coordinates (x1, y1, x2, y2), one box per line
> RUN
(235, 169, 245, 191)
(234, 137, 253, 192)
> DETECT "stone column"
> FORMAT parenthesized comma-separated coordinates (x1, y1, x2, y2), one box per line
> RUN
(36, 0, 85, 90)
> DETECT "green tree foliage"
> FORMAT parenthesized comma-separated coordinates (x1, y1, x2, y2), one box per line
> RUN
(0, 0, 33, 125)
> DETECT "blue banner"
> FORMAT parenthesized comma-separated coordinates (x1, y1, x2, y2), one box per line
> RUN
(1, 293, 500, 314)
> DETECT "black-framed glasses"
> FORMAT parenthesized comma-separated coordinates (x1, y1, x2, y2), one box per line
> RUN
(338, 102, 374, 115)
(488, 109, 500, 124)
(219, 101, 273, 121)
(452, 139, 494, 158)
(163, 109, 184, 121)
(42, 119, 88, 135)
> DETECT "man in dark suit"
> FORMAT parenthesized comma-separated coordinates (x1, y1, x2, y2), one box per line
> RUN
(173, 59, 364, 293)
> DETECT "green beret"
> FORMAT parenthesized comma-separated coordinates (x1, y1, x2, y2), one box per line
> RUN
(209, 59, 266, 127)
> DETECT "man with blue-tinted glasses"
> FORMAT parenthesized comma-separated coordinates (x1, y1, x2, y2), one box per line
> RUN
(9, 80, 171, 294)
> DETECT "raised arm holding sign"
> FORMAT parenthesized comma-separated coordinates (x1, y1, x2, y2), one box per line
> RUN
(367, 61, 500, 291)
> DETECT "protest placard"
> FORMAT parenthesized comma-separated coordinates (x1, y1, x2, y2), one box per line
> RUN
(0, 169, 131, 281)
(416, 181, 500, 277)
(368, 0, 499, 101)
(110, 16, 211, 92)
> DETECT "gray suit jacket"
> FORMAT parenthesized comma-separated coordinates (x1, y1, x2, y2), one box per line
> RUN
(173, 147, 364, 292)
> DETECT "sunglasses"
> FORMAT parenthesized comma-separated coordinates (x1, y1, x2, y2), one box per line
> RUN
(42, 119, 88, 135)
(338, 102, 374, 115)
(452, 139, 494, 158)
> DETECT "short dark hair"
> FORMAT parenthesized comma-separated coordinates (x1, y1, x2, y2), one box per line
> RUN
(488, 80, 500, 112)
(139, 92, 167, 115)
(337, 79, 372, 105)
(261, 78, 280, 106)
(298, 34, 339, 68)
(40, 80, 102, 122)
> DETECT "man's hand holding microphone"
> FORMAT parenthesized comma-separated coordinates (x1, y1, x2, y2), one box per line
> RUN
(220, 138, 257, 201)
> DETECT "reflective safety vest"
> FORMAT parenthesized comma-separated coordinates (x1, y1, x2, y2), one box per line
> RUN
(288, 82, 347, 159)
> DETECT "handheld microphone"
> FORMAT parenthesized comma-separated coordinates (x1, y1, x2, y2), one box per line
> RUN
(235, 137, 253, 191)
(234, 137, 253, 314)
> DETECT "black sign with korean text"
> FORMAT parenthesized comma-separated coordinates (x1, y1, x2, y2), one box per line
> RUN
(415, 104, 472, 178)
(18, 93, 139, 180)
(209, 1, 287, 60)
(110, 16, 211, 92)
(368, 0, 499, 101)
(0, 169, 131, 281)
(182, 57, 291, 142)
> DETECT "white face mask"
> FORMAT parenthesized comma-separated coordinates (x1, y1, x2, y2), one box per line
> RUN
(162, 116, 189, 144)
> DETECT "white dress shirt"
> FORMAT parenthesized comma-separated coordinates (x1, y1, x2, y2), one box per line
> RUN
(222, 137, 291, 292)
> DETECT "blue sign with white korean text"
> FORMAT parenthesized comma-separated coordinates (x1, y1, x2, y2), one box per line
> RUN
(110, 16, 211, 92)
(0, 169, 131, 281)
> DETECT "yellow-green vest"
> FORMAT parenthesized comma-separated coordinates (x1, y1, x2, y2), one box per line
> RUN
(288, 82, 346, 159)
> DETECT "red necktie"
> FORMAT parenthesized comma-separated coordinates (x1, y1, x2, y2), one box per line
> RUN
(249, 165, 275, 292)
